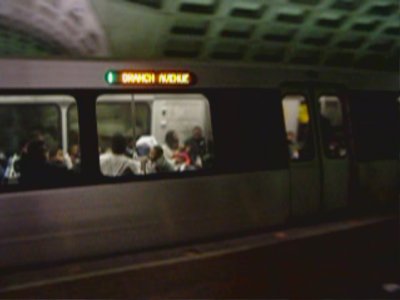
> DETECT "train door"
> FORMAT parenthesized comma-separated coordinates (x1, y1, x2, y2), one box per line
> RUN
(281, 86, 321, 217)
(348, 91, 399, 208)
(313, 87, 350, 211)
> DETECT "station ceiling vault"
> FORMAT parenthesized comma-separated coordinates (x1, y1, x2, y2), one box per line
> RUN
(0, 0, 398, 72)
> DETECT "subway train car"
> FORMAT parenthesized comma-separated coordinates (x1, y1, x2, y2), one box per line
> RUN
(0, 59, 398, 296)
(0, 0, 399, 297)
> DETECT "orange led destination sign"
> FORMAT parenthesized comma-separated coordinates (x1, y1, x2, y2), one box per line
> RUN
(105, 70, 195, 86)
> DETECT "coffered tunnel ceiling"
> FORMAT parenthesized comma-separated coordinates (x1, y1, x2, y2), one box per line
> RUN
(0, 0, 398, 72)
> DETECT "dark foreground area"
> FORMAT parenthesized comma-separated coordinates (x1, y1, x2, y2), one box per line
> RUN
(1, 216, 398, 298)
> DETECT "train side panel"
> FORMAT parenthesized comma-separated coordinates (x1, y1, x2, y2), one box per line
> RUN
(0, 170, 290, 269)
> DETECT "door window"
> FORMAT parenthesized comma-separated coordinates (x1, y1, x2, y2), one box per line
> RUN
(282, 95, 314, 161)
(318, 96, 347, 159)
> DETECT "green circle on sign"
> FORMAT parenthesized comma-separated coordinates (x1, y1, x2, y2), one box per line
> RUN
(105, 70, 117, 85)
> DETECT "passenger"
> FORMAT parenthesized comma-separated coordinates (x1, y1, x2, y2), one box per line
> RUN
(286, 131, 300, 160)
(68, 144, 80, 169)
(296, 123, 313, 160)
(143, 145, 174, 174)
(173, 144, 192, 171)
(136, 135, 158, 158)
(0, 152, 6, 181)
(100, 134, 140, 176)
(185, 126, 207, 168)
(48, 146, 74, 170)
(125, 136, 135, 158)
(19, 139, 73, 186)
(49, 147, 66, 168)
(3, 138, 31, 182)
(162, 130, 180, 162)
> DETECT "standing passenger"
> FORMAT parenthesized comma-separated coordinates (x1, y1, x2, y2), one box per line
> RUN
(100, 134, 140, 176)
(136, 135, 158, 158)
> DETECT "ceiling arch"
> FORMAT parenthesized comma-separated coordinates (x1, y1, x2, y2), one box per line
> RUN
(0, 0, 398, 73)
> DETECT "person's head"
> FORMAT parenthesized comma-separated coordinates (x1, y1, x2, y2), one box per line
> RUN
(287, 131, 295, 142)
(0, 151, 6, 167)
(30, 130, 45, 142)
(26, 139, 48, 164)
(192, 126, 203, 140)
(136, 145, 150, 157)
(69, 144, 80, 157)
(165, 130, 179, 150)
(49, 147, 64, 163)
(111, 134, 127, 155)
(149, 145, 163, 162)
(136, 135, 158, 157)
(126, 137, 134, 149)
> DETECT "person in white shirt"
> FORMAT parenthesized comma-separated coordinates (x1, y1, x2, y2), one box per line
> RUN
(136, 135, 158, 158)
(100, 134, 140, 177)
(162, 130, 180, 162)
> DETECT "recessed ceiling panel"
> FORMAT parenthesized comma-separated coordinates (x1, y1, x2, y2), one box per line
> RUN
(0, 0, 398, 73)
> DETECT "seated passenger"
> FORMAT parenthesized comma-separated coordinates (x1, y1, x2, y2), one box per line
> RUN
(125, 134, 137, 158)
(185, 126, 206, 168)
(143, 145, 174, 174)
(49, 147, 67, 168)
(68, 144, 80, 168)
(100, 134, 140, 177)
(173, 144, 192, 171)
(19, 139, 74, 186)
(3, 138, 31, 183)
(0, 152, 5, 182)
(162, 130, 180, 162)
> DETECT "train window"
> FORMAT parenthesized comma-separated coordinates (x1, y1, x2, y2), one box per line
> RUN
(0, 96, 80, 189)
(282, 95, 314, 161)
(96, 94, 214, 177)
(318, 96, 347, 159)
